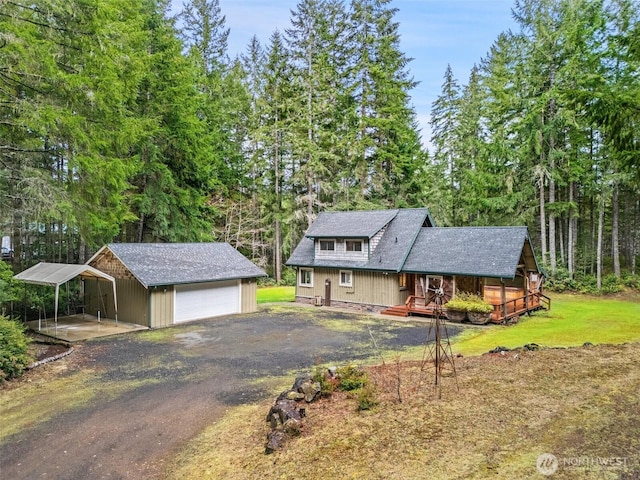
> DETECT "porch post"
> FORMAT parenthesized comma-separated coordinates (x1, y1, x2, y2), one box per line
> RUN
(500, 279, 507, 321)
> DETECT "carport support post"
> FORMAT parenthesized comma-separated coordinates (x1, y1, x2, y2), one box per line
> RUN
(54, 283, 59, 333)
(112, 280, 118, 325)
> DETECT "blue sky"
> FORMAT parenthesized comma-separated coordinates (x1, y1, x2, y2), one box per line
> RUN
(181, 1, 519, 148)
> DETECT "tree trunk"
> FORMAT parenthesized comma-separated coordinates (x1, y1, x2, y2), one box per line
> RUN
(567, 181, 575, 278)
(274, 118, 282, 283)
(538, 168, 547, 266)
(612, 182, 620, 278)
(597, 194, 605, 290)
(559, 215, 565, 268)
(548, 160, 556, 274)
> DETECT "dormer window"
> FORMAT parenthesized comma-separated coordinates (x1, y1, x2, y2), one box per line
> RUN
(320, 240, 335, 251)
(346, 240, 362, 252)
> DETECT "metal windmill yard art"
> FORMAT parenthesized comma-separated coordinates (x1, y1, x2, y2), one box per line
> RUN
(421, 276, 459, 398)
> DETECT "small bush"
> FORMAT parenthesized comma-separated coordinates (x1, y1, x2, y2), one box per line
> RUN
(312, 365, 337, 396)
(622, 274, 639, 289)
(336, 365, 367, 391)
(356, 383, 378, 411)
(0, 316, 32, 382)
(446, 293, 493, 313)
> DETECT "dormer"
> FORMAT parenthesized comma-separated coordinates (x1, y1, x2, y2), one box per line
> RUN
(285, 208, 436, 272)
(305, 209, 399, 262)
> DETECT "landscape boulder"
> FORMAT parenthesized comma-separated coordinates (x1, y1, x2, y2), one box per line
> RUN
(264, 373, 323, 454)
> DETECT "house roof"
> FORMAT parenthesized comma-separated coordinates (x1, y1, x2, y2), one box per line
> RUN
(89, 243, 266, 288)
(286, 208, 433, 271)
(15, 262, 115, 287)
(305, 209, 400, 238)
(402, 227, 535, 279)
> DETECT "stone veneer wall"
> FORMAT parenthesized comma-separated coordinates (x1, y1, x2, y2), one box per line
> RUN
(294, 296, 385, 313)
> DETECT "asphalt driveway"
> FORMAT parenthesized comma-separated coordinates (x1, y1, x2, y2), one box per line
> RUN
(0, 306, 460, 479)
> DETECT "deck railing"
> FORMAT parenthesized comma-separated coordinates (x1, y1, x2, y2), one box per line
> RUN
(402, 291, 550, 323)
(490, 291, 551, 322)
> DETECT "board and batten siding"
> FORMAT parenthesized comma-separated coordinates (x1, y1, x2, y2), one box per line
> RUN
(85, 278, 148, 327)
(297, 268, 402, 307)
(149, 285, 174, 328)
(241, 278, 258, 313)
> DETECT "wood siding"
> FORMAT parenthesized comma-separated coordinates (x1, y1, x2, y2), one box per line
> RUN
(241, 278, 258, 313)
(149, 286, 174, 328)
(369, 226, 386, 253)
(315, 238, 369, 262)
(89, 248, 137, 280)
(297, 268, 403, 307)
(85, 278, 148, 327)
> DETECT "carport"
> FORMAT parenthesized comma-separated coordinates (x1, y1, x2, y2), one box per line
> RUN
(14, 262, 119, 330)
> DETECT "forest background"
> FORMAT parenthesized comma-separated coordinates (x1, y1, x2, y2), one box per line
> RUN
(1, 0, 639, 293)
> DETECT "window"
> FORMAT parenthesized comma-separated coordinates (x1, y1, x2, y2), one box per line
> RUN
(299, 268, 313, 287)
(399, 273, 407, 289)
(319, 240, 335, 251)
(339, 270, 353, 287)
(346, 240, 362, 252)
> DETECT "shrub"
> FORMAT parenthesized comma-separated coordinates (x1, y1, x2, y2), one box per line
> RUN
(356, 383, 378, 411)
(601, 274, 624, 294)
(622, 274, 639, 289)
(336, 365, 367, 391)
(0, 315, 32, 382)
(312, 365, 337, 396)
(446, 293, 493, 313)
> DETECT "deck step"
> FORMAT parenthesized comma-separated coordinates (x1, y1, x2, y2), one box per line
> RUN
(380, 306, 409, 317)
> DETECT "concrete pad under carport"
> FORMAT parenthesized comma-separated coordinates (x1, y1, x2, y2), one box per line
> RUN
(26, 314, 147, 342)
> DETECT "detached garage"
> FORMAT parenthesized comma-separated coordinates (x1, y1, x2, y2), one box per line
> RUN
(85, 243, 266, 328)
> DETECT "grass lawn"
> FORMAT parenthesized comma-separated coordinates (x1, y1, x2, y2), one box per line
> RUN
(257, 286, 295, 303)
(452, 292, 640, 356)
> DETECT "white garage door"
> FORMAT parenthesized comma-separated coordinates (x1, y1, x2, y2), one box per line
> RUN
(174, 280, 240, 323)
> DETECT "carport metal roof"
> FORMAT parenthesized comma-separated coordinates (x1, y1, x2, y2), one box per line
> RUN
(14, 262, 118, 325)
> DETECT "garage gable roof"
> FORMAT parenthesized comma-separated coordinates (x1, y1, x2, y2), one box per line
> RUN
(402, 227, 533, 279)
(90, 243, 266, 288)
(14, 262, 115, 287)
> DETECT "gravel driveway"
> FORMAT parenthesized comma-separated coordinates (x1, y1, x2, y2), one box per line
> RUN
(0, 306, 460, 479)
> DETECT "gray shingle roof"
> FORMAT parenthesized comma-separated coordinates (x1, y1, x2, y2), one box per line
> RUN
(286, 208, 433, 271)
(101, 243, 266, 288)
(403, 227, 530, 279)
(305, 209, 400, 238)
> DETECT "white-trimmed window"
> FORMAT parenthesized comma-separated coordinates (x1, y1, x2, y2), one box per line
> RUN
(346, 240, 362, 252)
(319, 240, 335, 251)
(339, 270, 353, 287)
(299, 268, 313, 287)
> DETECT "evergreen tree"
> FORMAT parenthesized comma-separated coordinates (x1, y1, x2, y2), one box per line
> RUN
(429, 64, 460, 225)
(347, 0, 424, 207)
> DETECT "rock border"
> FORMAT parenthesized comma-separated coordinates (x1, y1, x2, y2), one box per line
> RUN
(265, 373, 324, 454)
(27, 346, 74, 370)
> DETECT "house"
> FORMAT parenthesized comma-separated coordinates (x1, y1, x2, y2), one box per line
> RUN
(85, 243, 266, 328)
(286, 208, 548, 323)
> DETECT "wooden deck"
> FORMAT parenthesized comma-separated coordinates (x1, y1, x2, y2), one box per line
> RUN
(381, 292, 551, 324)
